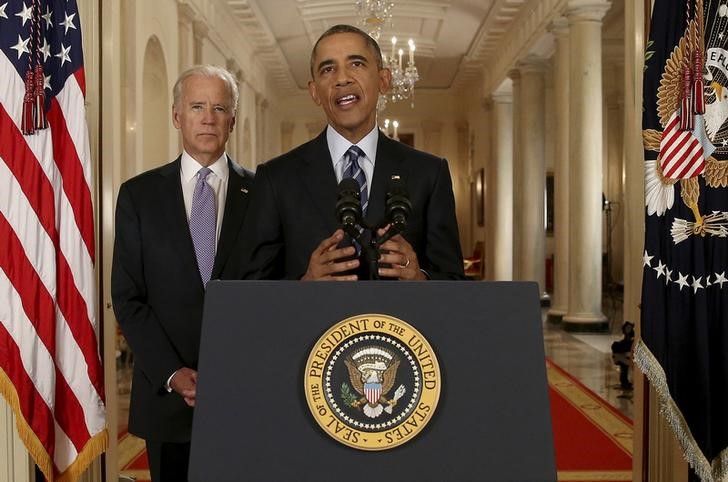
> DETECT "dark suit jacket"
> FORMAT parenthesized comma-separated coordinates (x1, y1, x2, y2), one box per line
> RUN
(239, 129, 464, 280)
(111, 156, 253, 442)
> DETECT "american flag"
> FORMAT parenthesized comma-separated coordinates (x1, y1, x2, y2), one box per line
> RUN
(638, 0, 728, 480)
(0, 0, 107, 480)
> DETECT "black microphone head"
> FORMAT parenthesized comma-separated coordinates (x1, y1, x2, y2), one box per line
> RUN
(338, 177, 361, 197)
(336, 178, 362, 233)
(385, 176, 411, 230)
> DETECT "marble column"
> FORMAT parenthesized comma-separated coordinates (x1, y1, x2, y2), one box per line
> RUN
(260, 98, 269, 161)
(562, 0, 611, 331)
(223, 59, 240, 159)
(254, 93, 264, 163)
(508, 69, 523, 279)
(514, 57, 547, 295)
(490, 92, 514, 281)
(281, 121, 295, 153)
(177, 1, 196, 72)
(192, 20, 208, 65)
(605, 90, 624, 285)
(547, 17, 570, 323)
(0, 398, 32, 482)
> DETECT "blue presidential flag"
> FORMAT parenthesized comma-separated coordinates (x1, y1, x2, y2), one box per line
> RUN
(638, 0, 728, 479)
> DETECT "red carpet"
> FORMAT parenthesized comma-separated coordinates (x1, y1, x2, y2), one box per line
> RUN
(547, 359, 633, 481)
(120, 359, 633, 481)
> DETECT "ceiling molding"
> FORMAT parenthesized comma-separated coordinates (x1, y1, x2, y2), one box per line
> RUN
(453, 0, 528, 89)
(481, 0, 568, 94)
(223, 0, 300, 93)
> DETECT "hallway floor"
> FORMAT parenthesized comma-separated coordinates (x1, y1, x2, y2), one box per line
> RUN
(543, 289, 633, 420)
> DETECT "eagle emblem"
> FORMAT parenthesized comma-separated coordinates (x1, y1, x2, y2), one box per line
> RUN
(305, 315, 440, 450)
(643, 4, 728, 243)
(342, 347, 406, 419)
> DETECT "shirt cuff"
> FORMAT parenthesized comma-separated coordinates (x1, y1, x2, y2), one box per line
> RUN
(164, 370, 178, 393)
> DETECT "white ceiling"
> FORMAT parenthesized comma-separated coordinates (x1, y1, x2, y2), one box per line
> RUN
(223, 0, 624, 94)
(225, 0, 528, 92)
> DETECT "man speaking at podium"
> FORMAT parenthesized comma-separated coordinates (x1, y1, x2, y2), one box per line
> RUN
(239, 25, 464, 281)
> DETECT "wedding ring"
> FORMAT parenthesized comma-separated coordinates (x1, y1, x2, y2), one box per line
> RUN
(404, 257, 411, 268)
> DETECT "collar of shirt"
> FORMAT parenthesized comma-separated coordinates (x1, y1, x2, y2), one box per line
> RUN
(327, 125, 379, 186)
(180, 150, 230, 183)
(179, 151, 229, 244)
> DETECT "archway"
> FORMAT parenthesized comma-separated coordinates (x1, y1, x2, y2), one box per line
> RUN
(142, 36, 170, 170)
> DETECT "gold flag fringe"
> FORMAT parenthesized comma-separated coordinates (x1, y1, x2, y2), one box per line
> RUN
(635, 339, 728, 481)
(56, 430, 108, 482)
(0, 367, 108, 482)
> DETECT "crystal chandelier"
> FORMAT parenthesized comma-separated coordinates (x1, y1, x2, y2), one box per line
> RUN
(354, 1, 419, 111)
(354, 0, 393, 41)
(380, 36, 419, 110)
(382, 118, 400, 140)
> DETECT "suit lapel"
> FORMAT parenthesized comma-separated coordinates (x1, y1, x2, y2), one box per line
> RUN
(158, 158, 201, 284)
(301, 131, 339, 233)
(212, 158, 252, 278)
(367, 133, 407, 227)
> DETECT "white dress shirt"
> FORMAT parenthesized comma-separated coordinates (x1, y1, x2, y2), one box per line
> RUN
(327, 125, 379, 198)
(180, 150, 229, 245)
(166, 151, 229, 392)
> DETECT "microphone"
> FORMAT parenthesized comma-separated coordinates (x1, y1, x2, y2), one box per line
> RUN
(385, 176, 411, 232)
(336, 178, 362, 236)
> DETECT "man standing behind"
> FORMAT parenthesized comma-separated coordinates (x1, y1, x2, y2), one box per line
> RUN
(111, 65, 253, 481)
(240, 25, 464, 281)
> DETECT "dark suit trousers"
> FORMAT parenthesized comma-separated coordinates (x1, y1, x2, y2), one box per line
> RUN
(146, 440, 191, 482)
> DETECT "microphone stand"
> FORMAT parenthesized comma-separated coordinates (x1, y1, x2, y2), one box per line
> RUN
(361, 229, 380, 280)
(353, 222, 405, 280)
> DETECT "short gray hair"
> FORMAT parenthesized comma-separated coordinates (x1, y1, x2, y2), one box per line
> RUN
(173, 65, 239, 113)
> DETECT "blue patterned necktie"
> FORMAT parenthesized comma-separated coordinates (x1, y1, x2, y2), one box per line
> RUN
(189, 167, 217, 285)
(343, 145, 368, 215)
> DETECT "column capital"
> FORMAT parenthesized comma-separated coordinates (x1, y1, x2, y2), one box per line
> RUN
(177, 0, 196, 23)
(516, 55, 549, 74)
(226, 58, 239, 76)
(507, 69, 521, 82)
(491, 91, 513, 104)
(565, 0, 611, 24)
(193, 19, 209, 40)
(548, 16, 570, 37)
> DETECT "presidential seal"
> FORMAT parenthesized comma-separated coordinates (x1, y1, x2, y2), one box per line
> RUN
(304, 314, 440, 451)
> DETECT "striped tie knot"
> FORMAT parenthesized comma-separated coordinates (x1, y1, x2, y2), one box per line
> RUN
(344, 146, 368, 215)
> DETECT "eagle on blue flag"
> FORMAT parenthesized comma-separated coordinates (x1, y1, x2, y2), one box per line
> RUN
(638, 0, 728, 479)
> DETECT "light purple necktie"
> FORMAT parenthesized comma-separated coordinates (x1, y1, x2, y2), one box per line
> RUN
(343, 145, 368, 215)
(189, 167, 216, 285)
